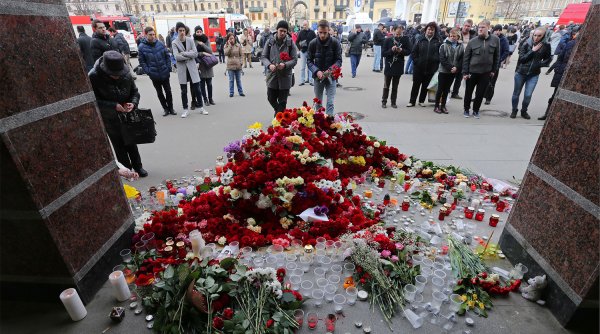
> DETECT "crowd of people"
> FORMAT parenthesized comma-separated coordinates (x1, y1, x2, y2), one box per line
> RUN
(75, 17, 581, 179)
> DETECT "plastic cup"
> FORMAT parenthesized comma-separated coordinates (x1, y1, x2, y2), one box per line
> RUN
(312, 289, 324, 307)
(286, 254, 297, 263)
(343, 262, 355, 275)
(431, 291, 447, 312)
(286, 262, 298, 272)
(412, 254, 423, 265)
(422, 258, 434, 268)
(316, 278, 329, 289)
(324, 284, 337, 302)
(294, 309, 304, 328)
(330, 264, 343, 276)
(119, 249, 132, 263)
(404, 309, 424, 329)
(345, 286, 358, 305)
(314, 267, 326, 278)
(301, 280, 313, 297)
(449, 294, 462, 312)
(319, 256, 332, 267)
(328, 274, 340, 285)
(432, 277, 445, 292)
(434, 269, 447, 280)
(300, 256, 312, 273)
(421, 267, 433, 278)
(293, 268, 304, 277)
(415, 275, 427, 293)
(290, 275, 302, 291)
(433, 262, 445, 271)
(307, 312, 318, 330)
(134, 241, 146, 254)
(403, 284, 417, 302)
(140, 232, 155, 250)
(253, 257, 265, 268)
(334, 294, 346, 313)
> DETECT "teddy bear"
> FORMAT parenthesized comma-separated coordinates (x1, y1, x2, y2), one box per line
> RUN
(520, 275, 547, 305)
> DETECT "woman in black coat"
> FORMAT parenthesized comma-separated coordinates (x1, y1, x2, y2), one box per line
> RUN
(381, 25, 412, 108)
(539, 35, 577, 120)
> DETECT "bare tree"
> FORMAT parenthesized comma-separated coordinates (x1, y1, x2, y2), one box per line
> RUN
(278, 0, 302, 25)
(499, 0, 524, 21)
(69, 0, 95, 15)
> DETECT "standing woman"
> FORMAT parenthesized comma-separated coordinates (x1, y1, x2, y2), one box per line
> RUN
(239, 28, 254, 68)
(196, 34, 216, 106)
(505, 27, 518, 67)
(224, 33, 245, 97)
(381, 25, 412, 109)
(434, 28, 463, 114)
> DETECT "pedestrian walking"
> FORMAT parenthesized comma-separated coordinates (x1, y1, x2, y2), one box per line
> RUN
(407, 22, 441, 107)
(215, 32, 226, 63)
(239, 28, 254, 68)
(510, 28, 551, 119)
(434, 28, 463, 114)
(348, 24, 368, 78)
(172, 22, 205, 118)
(372, 23, 385, 72)
(138, 26, 175, 116)
(90, 20, 117, 62)
(307, 20, 342, 115)
(76, 26, 94, 72)
(196, 34, 216, 106)
(261, 20, 298, 115)
(462, 20, 499, 119)
(297, 21, 317, 86)
(89, 51, 147, 177)
(484, 25, 510, 105)
(224, 32, 245, 97)
(450, 19, 476, 99)
(381, 25, 411, 109)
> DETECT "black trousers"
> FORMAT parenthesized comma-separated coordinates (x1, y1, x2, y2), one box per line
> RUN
(267, 87, 290, 115)
(200, 77, 213, 102)
(218, 49, 225, 63)
(151, 78, 173, 111)
(410, 70, 435, 104)
(106, 127, 142, 170)
(544, 86, 558, 116)
(484, 69, 500, 101)
(451, 71, 462, 96)
(435, 72, 455, 108)
(464, 72, 491, 112)
(181, 81, 203, 109)
(382, 75, 401, 104)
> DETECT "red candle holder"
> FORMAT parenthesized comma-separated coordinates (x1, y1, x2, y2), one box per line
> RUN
(215, 165, 223, 176)
(470, 183, 477, 192)
(464, 207, 475, 219)
(496, 200, 507, 212)
(475, 209, 485, 221)
(401, 199, 410, 211)
(443, 203, 452, 215)
(489, 214, 499, 227)
(491, 193, 500, 203)
(438, 207, 448, 221)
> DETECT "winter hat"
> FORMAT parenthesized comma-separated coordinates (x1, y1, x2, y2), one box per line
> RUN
(100, 51, 128, 76)
(276, 20, 289, 31)
(492, 24, 503, 32)
(194, 25, 203, 33)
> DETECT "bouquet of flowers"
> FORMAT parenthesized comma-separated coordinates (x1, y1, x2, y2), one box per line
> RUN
(320, 65, 343, 84)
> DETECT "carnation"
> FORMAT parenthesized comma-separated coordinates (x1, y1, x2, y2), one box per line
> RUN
(218, 236, 227, 245)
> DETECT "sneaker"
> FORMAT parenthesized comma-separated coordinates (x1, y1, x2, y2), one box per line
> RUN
(181, 109, 189, 118)
(418, 102, 428, 107)
(406, 103, 415, 107)
(434, 107, 442, 114)
(451, 94, 462, 99)
(382, 103, 387, 108)
(510, 110, 517, 119)
(229, 94, 233, 97)
(463, 110, 470, 118)
(391, 104, 397, 109)
(473, 111, 480, 119)
(484, 100, 491, 105)
(441, 107, 449, 114)
(521, 110, 531, 119)
(199, 107, 208, 115)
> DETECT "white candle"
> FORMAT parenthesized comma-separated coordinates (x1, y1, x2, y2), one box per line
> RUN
(59, 288, 87, 321)
(189, 230, 205, 257)
(458, 182, 468, 193)
(109, 271, 131, 302)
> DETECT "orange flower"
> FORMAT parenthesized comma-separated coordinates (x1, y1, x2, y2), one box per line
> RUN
(282, 112, 292, 123)
(276, 112, 284, 122)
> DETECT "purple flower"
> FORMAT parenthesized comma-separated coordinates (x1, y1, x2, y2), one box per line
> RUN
(223, 140, 241, 154)
(395, 243, 404, 251)
(314, 205, 329, 216)
(381, 250, 392, 258)
(391, 255, 399, 263)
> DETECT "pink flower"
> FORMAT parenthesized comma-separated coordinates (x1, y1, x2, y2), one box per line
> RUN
(381, 250, 391, 258)
(391, 255, 399, 263)
(395, 243, 404, 251)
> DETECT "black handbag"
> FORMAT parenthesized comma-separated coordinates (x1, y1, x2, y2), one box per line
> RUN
(118, 108, 157, 145)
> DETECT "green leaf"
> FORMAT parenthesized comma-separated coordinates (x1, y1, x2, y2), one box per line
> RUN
(243, 319, 250, 328)
(205, 276, 215, 288)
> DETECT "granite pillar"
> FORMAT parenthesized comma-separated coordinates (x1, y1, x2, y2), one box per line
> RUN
(0, 1, 133, 304)
(498, 2, 600, 327)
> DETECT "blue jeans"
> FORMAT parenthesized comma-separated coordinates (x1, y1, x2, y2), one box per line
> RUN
(512, 72, 540, 111)
(300, 51, 313, 84)
(350, 54, 361, 77)
(228, 70, 243, 95)
(373, 45, 382, 70)
(314, 78, 337, 115)
(405, 55, 414, 74)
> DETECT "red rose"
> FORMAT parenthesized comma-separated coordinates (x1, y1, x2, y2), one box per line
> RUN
(213, 316, 224, 329)
(223, 308, 234, 320)
(266, 319, 274, 328)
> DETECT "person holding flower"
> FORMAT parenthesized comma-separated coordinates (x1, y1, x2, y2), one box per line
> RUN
(307, 20, 342, 116)
(261, 20, 298, 116)
(224, 32, 246, 97)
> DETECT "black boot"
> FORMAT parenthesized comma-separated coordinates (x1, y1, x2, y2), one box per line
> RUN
(510, 109, 518, 119)
(521, 110, 531, 120)
(538, 114, 547, 120)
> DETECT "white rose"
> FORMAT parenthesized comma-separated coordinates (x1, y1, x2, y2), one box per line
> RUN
(247, 217, 256, 226)
(218, 236, 227, 245)
(373, 141, 380, 148)
(230, 188, 241, 200)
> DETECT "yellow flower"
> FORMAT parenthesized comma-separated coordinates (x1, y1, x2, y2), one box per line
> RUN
(123, 184, 140, 199)
(472, 294, 478, 301)
(271, 119, 280, 127)
(248, 122, 262, 129)
(460, 295, 467, 302)
(467, 301, 475, 309)
(478, 302, 485, 310)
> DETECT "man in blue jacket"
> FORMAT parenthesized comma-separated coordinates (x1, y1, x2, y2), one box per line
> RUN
(138, 26, 175, 116)
(484, 25, 510, 104)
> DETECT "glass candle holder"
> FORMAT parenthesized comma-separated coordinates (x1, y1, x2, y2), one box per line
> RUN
(294, 309, 304, 328)
(475, 209, 485, 221)
(314, 267, 326, 278)
(449, 294, 462, 312)
(328, 274, 341, 285)
(491, 193, 500, 203)
(330, 264, 343, 276)
(134, 241, 146, 255)
(343, 263, 355, 275)
(402, 198, 410, 211)
(307, 312, 318, 330)
(316, 278, 329, 289)
(300, 256, 312, 273)
(438, 207, 448, 221)
(364, 190, 373, 198)
(489, 214, 500, 227)
(464, 207, 475, 219)
(140, 233, 155, 250)
(496, 200, 507, 212)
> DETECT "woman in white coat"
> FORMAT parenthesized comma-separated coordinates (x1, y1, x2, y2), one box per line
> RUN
(172, 22, 206, 118)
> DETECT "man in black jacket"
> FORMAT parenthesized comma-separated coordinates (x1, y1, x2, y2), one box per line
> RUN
(90, 20, 118, 62)
(451, 19, 476, 98)
(462, 20, 499, 118)
(407, 22, 441, 107)
(381, 25, 412, 108)
(296, 21, 317, 86)
(89, 51, 148, 177)
(108, 27, 136, 79)
(307, 20, 343, 115)
(510, 28, 551, 119)
(76, 26, 94, 72)
(484, 25, 510, 105)
(372, 23, 385, 72)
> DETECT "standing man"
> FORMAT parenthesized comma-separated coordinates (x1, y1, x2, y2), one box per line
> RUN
(138, 26, 175, 117)
(296, 21, 317, 86)
(307, 20, 342, 115)
(407, 22, 441, 107)
(450, 19, 476, 99)
(261, 20, 298, 116)
(462, 20, 499, 119)
(90, 20, 117, 62)
(108, 27, 136, 79)
(172, 22, 206, 118)
(215, 31, 225, 63)
(76, 26, 94, 72)
(348, 24, 367, 78)
(372, 23, 385, 72)
(511, 27, 551, 119)
(484, 25, 509, 105)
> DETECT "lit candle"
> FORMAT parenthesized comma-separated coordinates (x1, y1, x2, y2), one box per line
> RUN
(109, 271, 131, 302)
(438, 207, 447, 221)
(489, 214, 500, 227)
(464, 207, 475, 219)
(491, 193, 500, 203)
(364, 190, 373, 198)
(189, 230, 205, 258)
(401, 198, 410, 211)
(475, 209, 485, 222)
(496, 200, 507, 212)
(59, 288, 87, 321)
